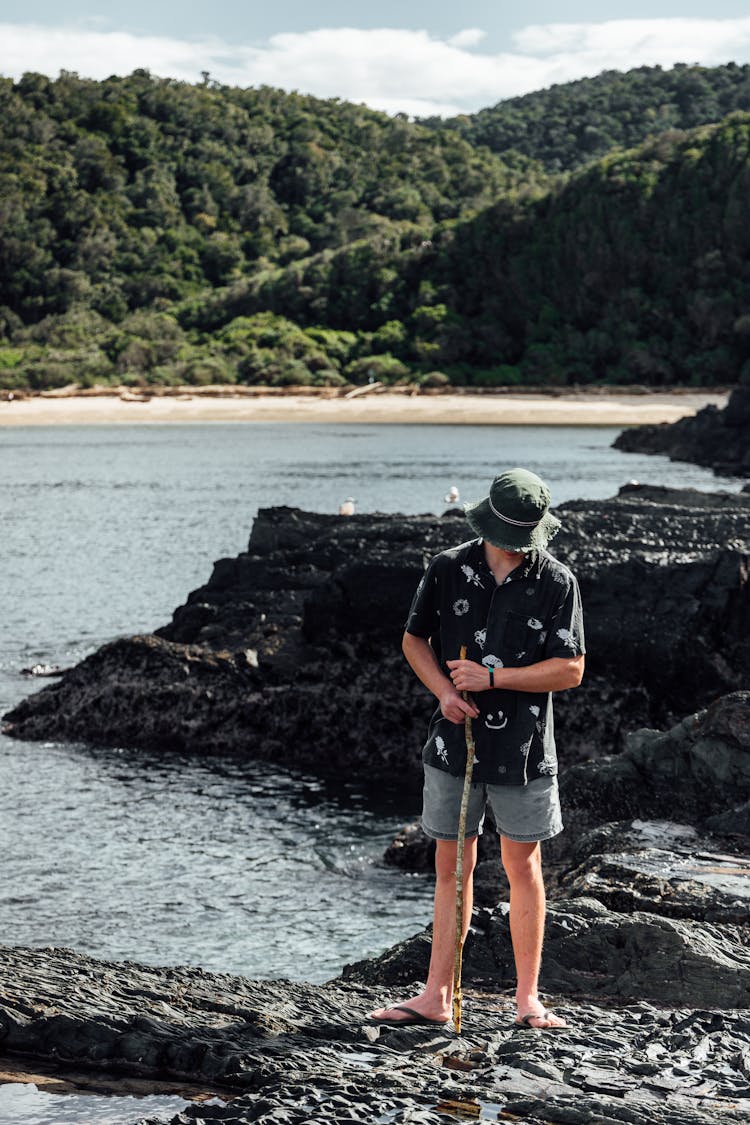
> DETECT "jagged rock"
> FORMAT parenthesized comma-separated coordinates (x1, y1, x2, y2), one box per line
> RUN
(3, 490, 749, 786)
(614, 386, 750, 476)
(561, 691, 750, 826)
(559, 819, 750, 922)
(0, 632, 427, 781)
(2, 945, 749, 1125)
(521, 898, 750, 1008)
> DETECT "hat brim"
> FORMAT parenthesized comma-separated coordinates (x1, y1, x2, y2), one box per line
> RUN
(463, 498, 561, 552)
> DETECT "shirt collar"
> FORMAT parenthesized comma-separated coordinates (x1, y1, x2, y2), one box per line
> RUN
(472, 538, 540, 582)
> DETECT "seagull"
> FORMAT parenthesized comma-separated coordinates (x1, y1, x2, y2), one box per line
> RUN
(339, 497, 355, 516)
(444, 485, 460, 504)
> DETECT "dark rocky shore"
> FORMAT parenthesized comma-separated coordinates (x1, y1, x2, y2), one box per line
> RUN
(614, 385, 750, 478)
(4, 485, 750, 788)
(1, 488, 749, 1122)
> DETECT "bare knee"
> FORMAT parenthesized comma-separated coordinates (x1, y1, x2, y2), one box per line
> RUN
(435, 838, 477, 883)
(500, 840, 542, 886)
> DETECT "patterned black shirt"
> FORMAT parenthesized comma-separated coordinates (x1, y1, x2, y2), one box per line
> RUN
(405, 538, 585, 786)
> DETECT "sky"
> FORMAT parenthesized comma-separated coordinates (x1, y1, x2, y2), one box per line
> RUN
(2, 2, 750, 115)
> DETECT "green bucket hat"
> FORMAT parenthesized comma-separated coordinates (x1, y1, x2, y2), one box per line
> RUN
(464, 468, 561, 553)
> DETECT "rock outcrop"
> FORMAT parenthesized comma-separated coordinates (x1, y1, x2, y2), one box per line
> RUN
(3, 488, 749, 786)
(1, 942, 749, 1125)
(614, 385, 750, 477)
(561, 690, 750, 829)
(3, 490, 748, 1122)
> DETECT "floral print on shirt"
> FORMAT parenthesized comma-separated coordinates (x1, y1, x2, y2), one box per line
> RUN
(405, 538, 585, 786)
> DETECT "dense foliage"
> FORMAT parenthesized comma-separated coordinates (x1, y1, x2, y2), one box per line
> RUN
(438, 114, 750, 386)
(1, 65, 749, 390)
(427, 62, 750, 173)
(183, 114, 750, 387)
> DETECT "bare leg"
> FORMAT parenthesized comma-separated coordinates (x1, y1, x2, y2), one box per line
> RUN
(500, 837, 566, 1028)
(369, 836, 477, 1022)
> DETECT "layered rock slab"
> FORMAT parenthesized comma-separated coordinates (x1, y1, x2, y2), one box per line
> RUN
(561, 819, 750, 922)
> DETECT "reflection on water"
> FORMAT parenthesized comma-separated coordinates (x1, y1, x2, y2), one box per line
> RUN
(0, 1082, 190, 1124)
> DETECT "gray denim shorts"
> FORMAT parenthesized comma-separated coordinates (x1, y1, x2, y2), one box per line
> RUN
(421, 763, 563, 844)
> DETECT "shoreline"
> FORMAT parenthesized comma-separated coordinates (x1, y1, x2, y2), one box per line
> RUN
(0, 388, 727, 426)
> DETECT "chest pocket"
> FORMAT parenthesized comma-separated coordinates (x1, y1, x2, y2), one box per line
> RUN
(503, 611, 544, 657)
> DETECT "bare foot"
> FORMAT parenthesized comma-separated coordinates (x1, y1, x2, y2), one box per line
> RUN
(369, 993, 451, 1024)
(515, 1001, 567, 1029)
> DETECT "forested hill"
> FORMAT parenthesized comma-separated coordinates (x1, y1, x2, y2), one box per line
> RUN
(195, 113, 750, 388)
(1, 67, 749, 392)
(425, 62, 750, 172)
(0, 69, 533, 314)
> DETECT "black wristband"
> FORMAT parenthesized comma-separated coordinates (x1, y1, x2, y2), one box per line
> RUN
(488, 666, 494, 688)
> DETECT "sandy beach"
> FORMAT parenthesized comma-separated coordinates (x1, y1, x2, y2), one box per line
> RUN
(0, 388, 727, 426)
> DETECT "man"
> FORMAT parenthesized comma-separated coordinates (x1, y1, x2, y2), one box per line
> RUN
(371, 468, 585, 1030)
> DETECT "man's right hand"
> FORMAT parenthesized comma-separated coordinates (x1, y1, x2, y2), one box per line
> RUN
(401, 633, 480, 724)
(439, 686, 480, 724)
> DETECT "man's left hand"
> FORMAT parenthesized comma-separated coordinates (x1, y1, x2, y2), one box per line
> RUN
(446, 658, 492, 693)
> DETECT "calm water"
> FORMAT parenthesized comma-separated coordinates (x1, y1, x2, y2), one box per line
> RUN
(0, 422, 743, 1123)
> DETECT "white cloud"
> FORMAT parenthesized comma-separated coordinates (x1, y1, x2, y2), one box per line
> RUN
(514, 18, 750, 77)
(2, 19, 750, 117)
(1, 24, 224, 83)
(448, 28, 487, 50)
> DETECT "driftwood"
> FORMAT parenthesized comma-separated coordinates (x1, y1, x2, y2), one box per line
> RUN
(343, 380, 385, 399)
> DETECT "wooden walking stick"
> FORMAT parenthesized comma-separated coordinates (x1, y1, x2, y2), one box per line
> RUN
(452, 644, 476, 1035)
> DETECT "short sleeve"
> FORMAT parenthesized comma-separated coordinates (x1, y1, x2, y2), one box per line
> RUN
(542, 574, 585, 659)
(404, 556, 440, 639)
